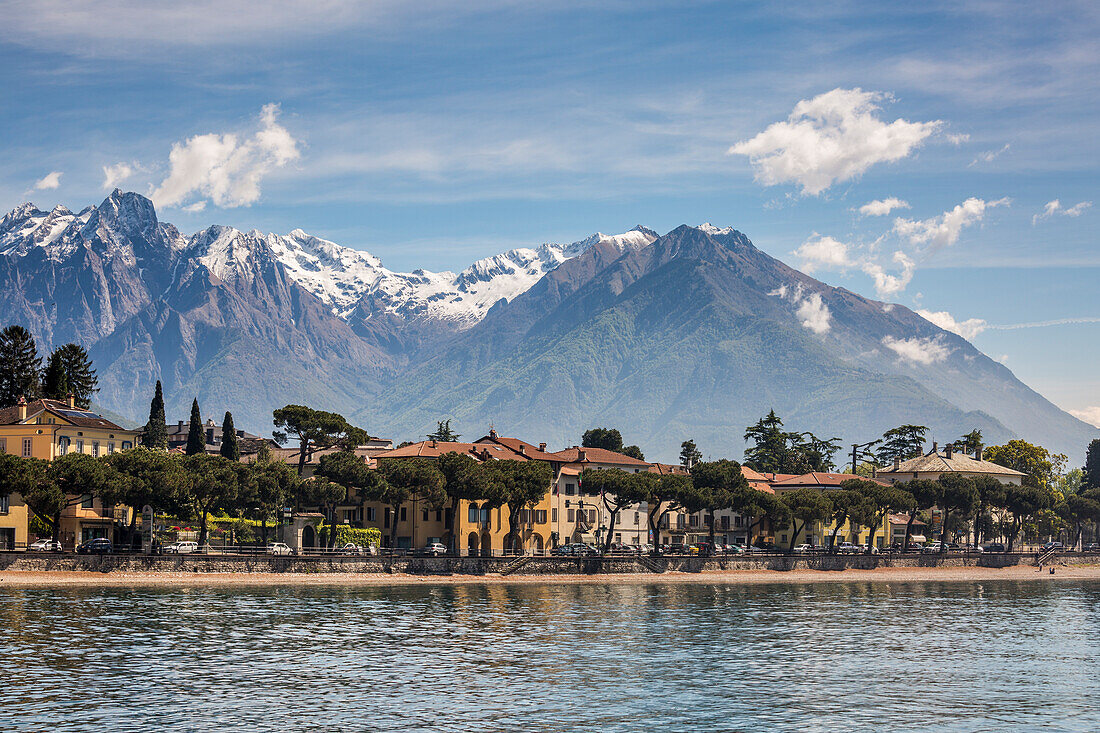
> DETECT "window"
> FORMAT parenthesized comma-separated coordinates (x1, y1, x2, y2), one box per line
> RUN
(468, 505, 480, 523)
(75, 440, 84, 454)
(400, 507, 407, 522)
(0, 494, 8, 514)
(435, 510, 442, 523)
(0, 438, 5, 453)
(22, 438, 32, 457)
(689, 515, 699, 528)
(122, 441, 132, 450)
(92, 442, 99, 457)
(721, 516, 730, 530)
(589, 509, 596, 523)
(58, 437, 69, 456)
(565, 483, 575, 495)
(107, 442, 115, 454)
(384, 509, 391, 528)
(444, 509, 453, 529)
(81, 494, 94, 509)
(535, 510, 547, 524)
(567, 508, 575, 522)
(366, 507, 376, 522)
(551, 508, 558, 522)
(634, 511, 640, 526)
(422, 509, 429, 521)
(615, 533, 622, 543)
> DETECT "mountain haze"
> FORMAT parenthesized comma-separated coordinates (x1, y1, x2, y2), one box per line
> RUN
(0, 192, 1093, 461)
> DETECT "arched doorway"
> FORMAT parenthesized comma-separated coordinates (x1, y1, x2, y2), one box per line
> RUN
(468, 532, 480, 557)
(531, 534, 544, 554)
(481, 533, 493, 557)
(302, 524, 316, 552)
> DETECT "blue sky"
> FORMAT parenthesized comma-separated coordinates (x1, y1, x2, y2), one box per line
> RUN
(1, 1, 1098, 427)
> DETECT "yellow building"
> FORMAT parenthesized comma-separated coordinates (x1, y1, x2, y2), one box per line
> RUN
(0, 396, 141, 547)
(0, 490, 29, 550)
(770, 472, 894, 550)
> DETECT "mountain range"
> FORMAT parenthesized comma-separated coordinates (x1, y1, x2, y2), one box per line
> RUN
(1, 190, 1094, 462)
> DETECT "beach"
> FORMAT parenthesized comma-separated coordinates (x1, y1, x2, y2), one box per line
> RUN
(2, 563, 1097, 587)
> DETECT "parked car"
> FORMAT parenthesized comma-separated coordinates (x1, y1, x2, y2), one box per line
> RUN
(339, 543, 365, 556)
(28, 539, 63, 552)
(76, 538, 112, 555)
(420, 542, 447, 557)
(921, 542, 944, 554)
(983, 543, 1006, 553)
(791, 544, 814, 555)
(1084, 543, 1100, 552)
(1041, 541, 1064, 552)
(164, 541, 198, 554)
(553, 543, 599, 557)
(836, 542, 859, 554)
(267, 542, 294, 556)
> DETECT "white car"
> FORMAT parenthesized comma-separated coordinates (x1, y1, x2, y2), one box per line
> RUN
(421, 542, 447, 557)
(338, 543, 364, 555)
(29, 539, 64, 552)
(165, 541, 198, 554)
(791, 544, 814, 554)
(267, 542, 294, 556)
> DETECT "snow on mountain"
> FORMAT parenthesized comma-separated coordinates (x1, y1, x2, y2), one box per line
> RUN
(0, 203, 94, 259)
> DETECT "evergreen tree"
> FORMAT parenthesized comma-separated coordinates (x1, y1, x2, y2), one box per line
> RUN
(582, 427, 623, 452)
(141, 381, 168, 449)
(427, 419, 460, 442)
(0, 325, 42, 406)
(44, 344, 98, 409)
(680, 439, 702, 469)
(875, 425, 929, 464)
(186, 399, 205, 455)
(1084, 439, 1100, 491)
(220, 411, 240, 461)
(621, 445, 645, 460)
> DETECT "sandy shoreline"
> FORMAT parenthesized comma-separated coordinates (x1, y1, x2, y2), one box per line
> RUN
(1, 564, 1098, 588)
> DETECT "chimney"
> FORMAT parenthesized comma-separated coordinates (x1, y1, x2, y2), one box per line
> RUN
(430, 439, 437, 448)
(518, 445, 526, 455)
(893, 456, 901, 471)
(932, 441, 938, 454)
(66, 392, 75, 408)
(489, 428, 498, 439)
(17, 396, 27, 421)
(539, 442, 547, 452)
(178, 420, 184, 430)
(945, 444, 954, 459)
(578, 449, 587, 462)
(974, 445, 982, 461)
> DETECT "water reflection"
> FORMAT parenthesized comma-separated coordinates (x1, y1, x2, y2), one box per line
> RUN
(2, 580, 1098, 732)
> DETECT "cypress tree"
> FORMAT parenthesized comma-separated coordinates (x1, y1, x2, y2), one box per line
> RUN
(220, 411, 240, 461)
(42, 350, 69, 401)
(0, 325, 42, 407)
(186, 399, 205, 455)
(142, 381, 168, 449)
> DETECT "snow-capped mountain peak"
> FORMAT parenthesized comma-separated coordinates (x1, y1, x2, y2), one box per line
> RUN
(695, 222, 736, 236)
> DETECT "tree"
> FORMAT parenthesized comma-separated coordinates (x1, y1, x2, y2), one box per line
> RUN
(42, 344, 98, 408)
(621, 445, 645, 461)
(245, 452, 300, 543)
(1056, 493, 1100, 550)
(745, 491, 791, 546)
(103, 447, 188, 543)
(743, 411, 839, 473)
(0, 325, 42, 406)
(824, 488, 863, 551)
(936, 473, 979, 549)
(896, 479, 942, 550)
(985, 440, 1066, 493)
(1002, 483, 1053, 551)
(374, 459, 446, 550)
(220, 411, 240, 461)
(185, 399, 205, 455)
(1083, 439, 1100, 491)
(141, 381, 168, 449)
(181, 454, 243, 546)
(272, 405, 366, 480)
(487, 460, 553, 554)
(647, 474, 689, 550)
(438, 452, 502, 552)
(20, 453, 120, 542)
(582, 427, 623, 452)
(690, 459, 750, 551)
(972, 475, 1007, 545)
(955, 429, 983, 456)
(846, 479, 915, 554)
(582, 468, 655, 553)
(875, 425, 928, 465)
(794, 433, 842, 472)
(427, 420, 460, 442)
(679, 440, 702, 469)
(780, 488, 833, 551)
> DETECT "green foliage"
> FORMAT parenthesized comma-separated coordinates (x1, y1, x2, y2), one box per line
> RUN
(954, 429, 983, 455)
(1001, 482, 1055, 550)
(1084, 439, 1100, 491)
(779, 487, 833, 550)
(621, 445, 645, 460)
(186, 399, 205, 455)
(582, 427, 623, 452)
(273, 404, 369, 476)
(181, 453, 246, 544)
(679, 439, 702, 469)
(0, 324, 42, 406)
(936, 473, 979, 543)
(985, 439, 1066, 492)
(42, 344, 98, 408)
(103, 446, 188, 516)
(319, 523, 381, 548)
(875, 424, 928, 464)
(581, 466, 655, 551)
(220, 411, 240, 461)
(141, 381, 168, 449)
(743, 410, 840, 473)
(427, 419, 460, 442)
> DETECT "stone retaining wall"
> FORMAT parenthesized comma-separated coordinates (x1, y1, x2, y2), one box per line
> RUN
(1, 551, 1095, 576)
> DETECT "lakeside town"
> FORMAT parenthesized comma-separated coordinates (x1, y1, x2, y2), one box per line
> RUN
(2, 326, 1098, 563)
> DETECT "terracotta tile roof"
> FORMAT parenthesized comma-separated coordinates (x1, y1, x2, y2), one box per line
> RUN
(877, 449, 1027, 477)
(0, 398, 131, 430)
(549, 446, 652, 466)
(647, 462, 690, 475)
(888, 513, 926, 526)
(771, 471, 887, 488)
(474, 434, 558, 461)
(741, 466, 770, 482)
(375, 440, 529, 461)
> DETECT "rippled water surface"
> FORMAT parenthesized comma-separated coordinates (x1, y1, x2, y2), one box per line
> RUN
(2, 579, 1099, 732)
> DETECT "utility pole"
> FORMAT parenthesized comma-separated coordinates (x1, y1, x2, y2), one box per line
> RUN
(850, 440, 879, 474)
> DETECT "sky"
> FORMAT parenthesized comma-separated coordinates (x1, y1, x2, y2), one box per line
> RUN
(1, 0, 1098, 427)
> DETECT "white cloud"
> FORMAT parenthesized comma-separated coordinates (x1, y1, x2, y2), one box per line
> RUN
(793, 234, 853, 272)
(182, 201, 207, 213)
(102, 162, 135, 190)
(728, 88, 942, 196)
(1069, 406, 1100, 428)
(969, 143, 1010, 166)
(946, 133, 970, 145)
(770, 283, 832, 334)
(1032, 199, 1092, 225)
(858, 197, 909, 216)
(861, 251, 915, 298)
(152, 103, 300, 209)
(33, 171, 63, 190)
(882, 335, 952, 365)
(796, 292, 832, 334)
(916, 309, 987, 340)
(893, 197, 1008, 252)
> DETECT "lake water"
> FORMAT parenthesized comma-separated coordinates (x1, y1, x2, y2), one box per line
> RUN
(2, 580, 1098, 732)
